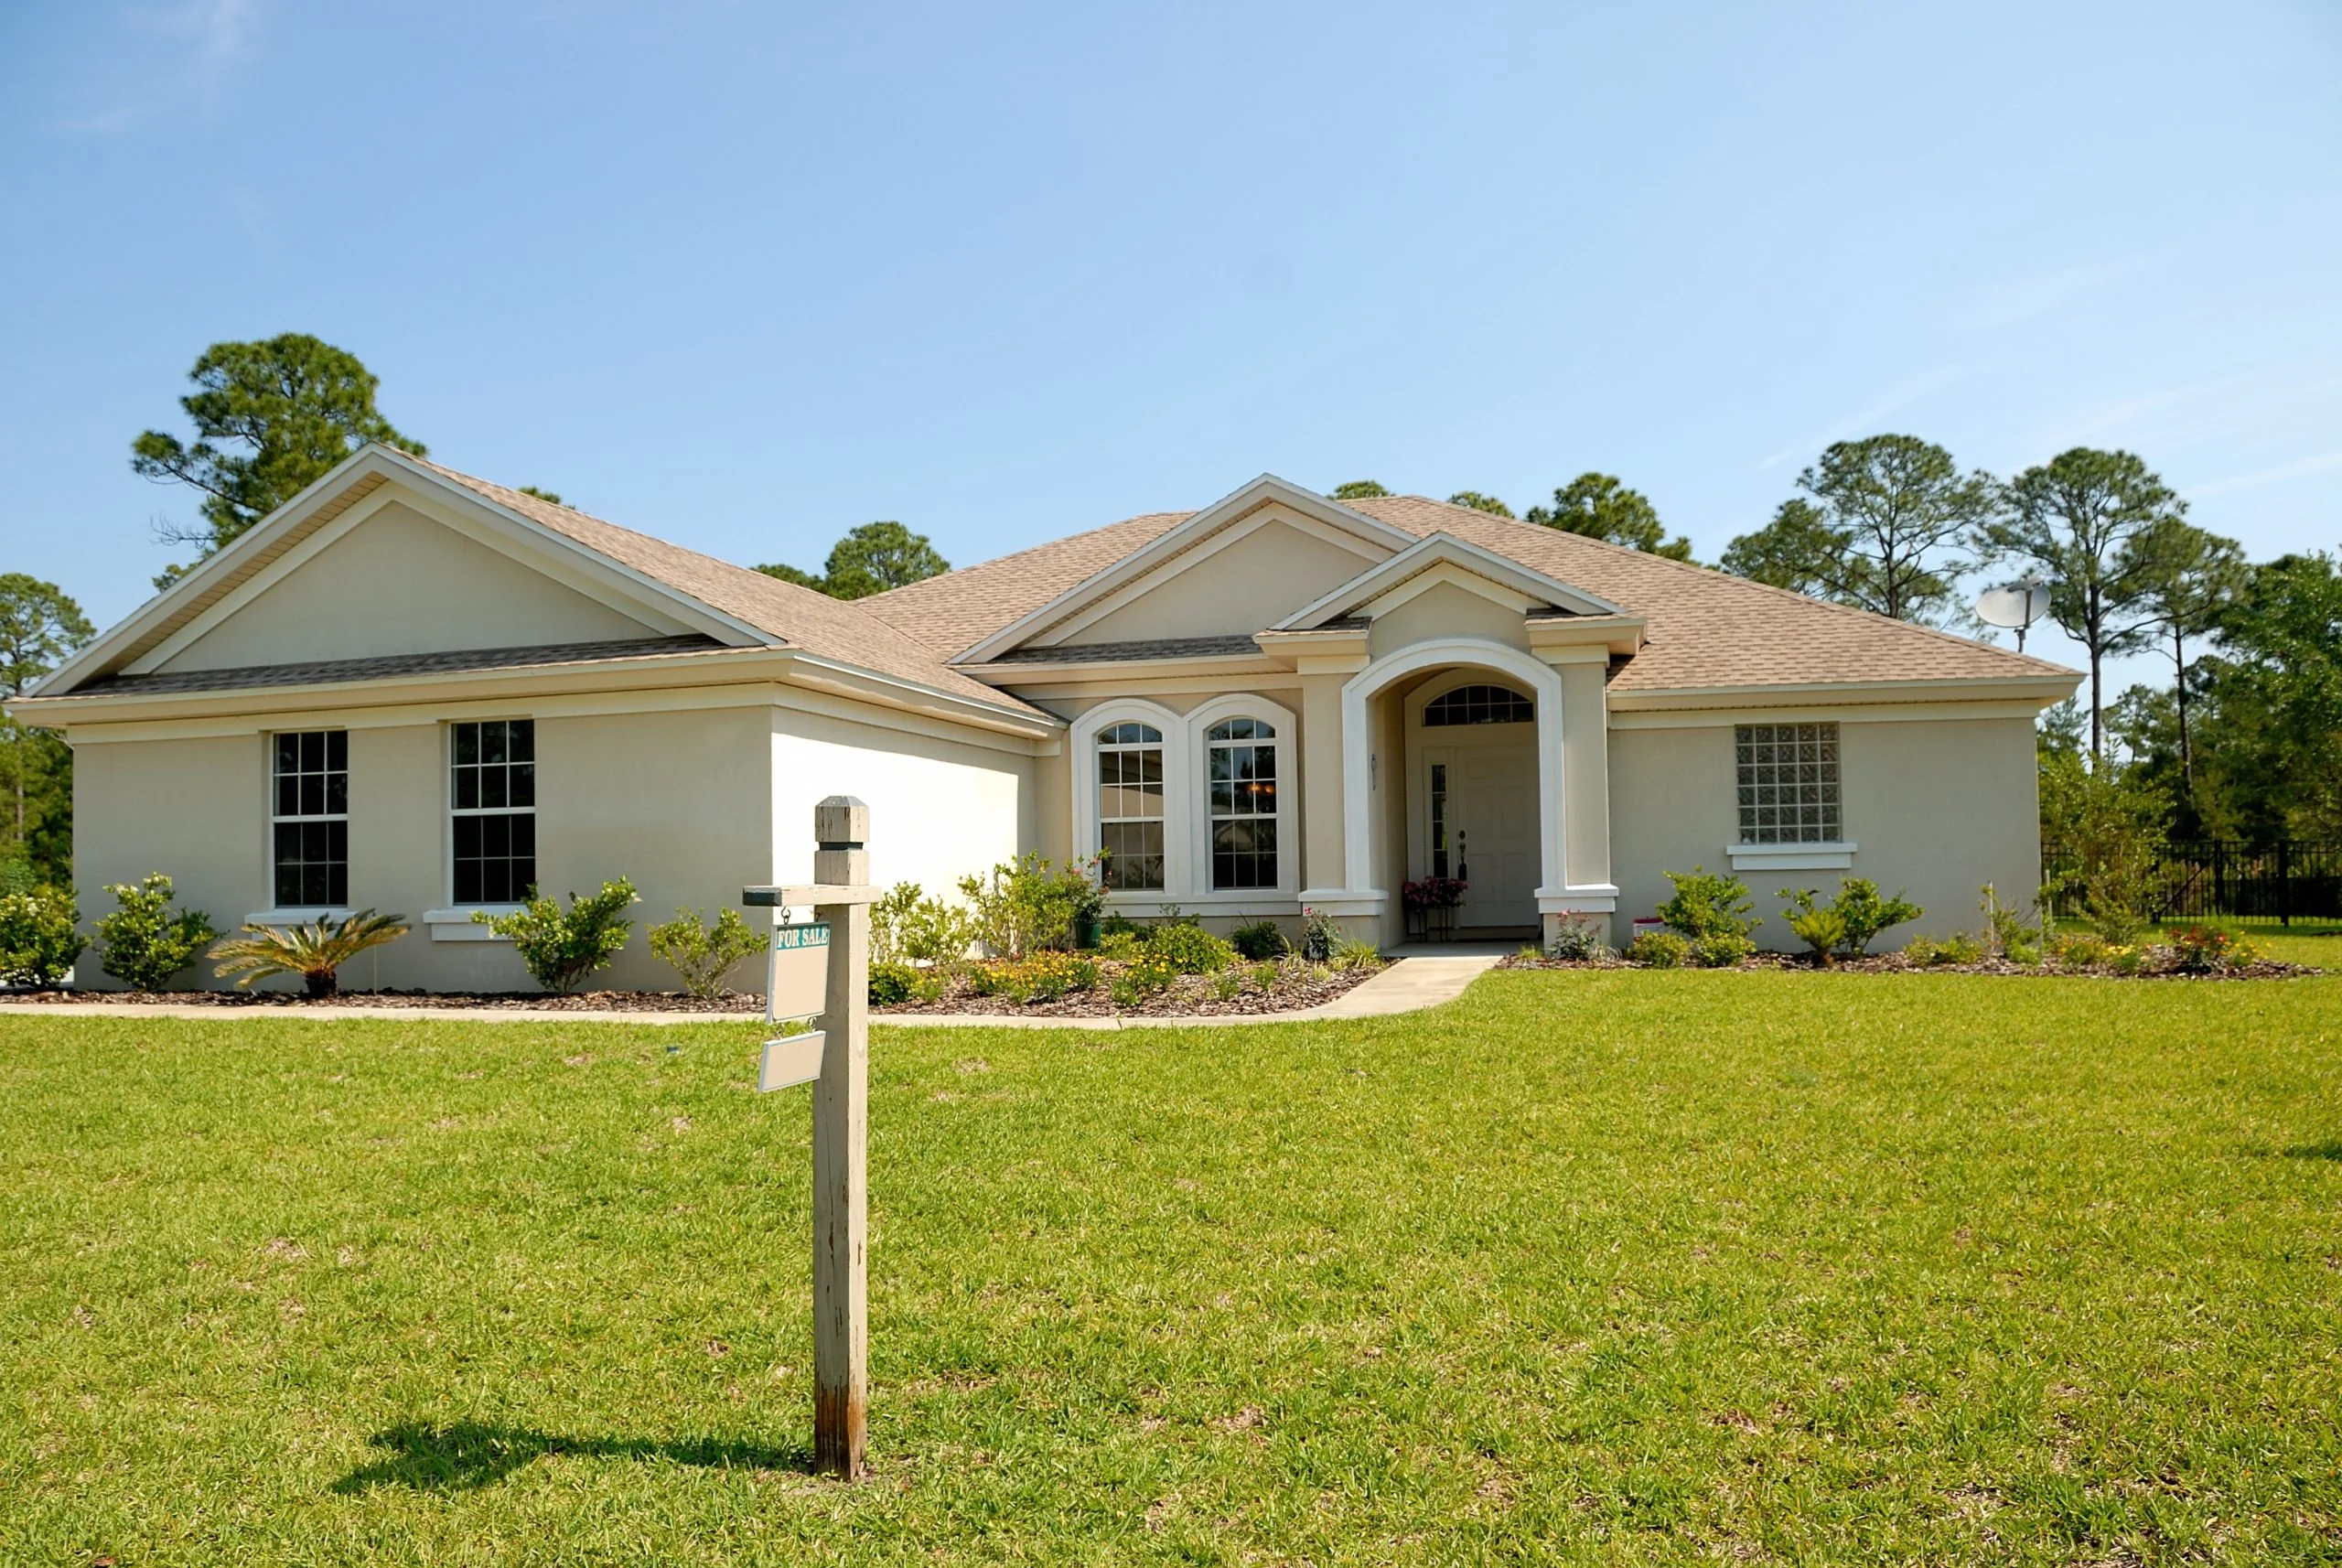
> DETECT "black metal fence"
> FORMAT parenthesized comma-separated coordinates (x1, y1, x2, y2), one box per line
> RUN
(2047, 840, 2342, 927)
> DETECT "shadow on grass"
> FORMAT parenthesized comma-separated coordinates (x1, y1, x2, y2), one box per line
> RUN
(334, 1422, 811, 1493)
(2280, 1141, 2342, 1161)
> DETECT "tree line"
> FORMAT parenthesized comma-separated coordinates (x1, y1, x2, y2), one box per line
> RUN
(0, 334, 2329, 892)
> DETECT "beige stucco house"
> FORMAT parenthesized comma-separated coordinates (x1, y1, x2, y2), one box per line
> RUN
(12, 446, 2079, 990)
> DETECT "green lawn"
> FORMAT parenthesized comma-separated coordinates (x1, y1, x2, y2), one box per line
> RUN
(5, 971, 2339, 1565)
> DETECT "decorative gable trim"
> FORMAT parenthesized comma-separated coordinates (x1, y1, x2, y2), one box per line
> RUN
(952, 474, 1416, 665)
(36, 445, 775, 697)
(1271, 531, 1628, 631)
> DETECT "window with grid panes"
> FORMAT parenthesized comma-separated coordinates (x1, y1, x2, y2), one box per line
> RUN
(450, 719, 536, 903)
(1735, 722, 1842, 843)
(272, 730, 348, 906)
(1205, 716, 1278, 889)
(1095, 722, 1165, 890)
(1423, 683, 1534, 725)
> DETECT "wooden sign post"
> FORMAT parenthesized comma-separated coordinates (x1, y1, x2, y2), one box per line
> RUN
(744, 795, 879, 1480)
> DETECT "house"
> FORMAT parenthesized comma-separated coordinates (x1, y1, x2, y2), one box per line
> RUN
(12, 446, 2079, 990)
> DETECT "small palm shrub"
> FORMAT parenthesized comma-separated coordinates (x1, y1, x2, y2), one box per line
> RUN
(0, 885, 84, 986)
(97, 875, 217, 992)
(1782, 904, 1848, 965)
(1230, 918, 1288, 961)
(209, 909, 411, 997)
(475, 878, 639, 993)
(1145, 922, 1234, 975)
(1659, 866, 1760, 942)
(1629, 929, 1690, 968)
(649, 907, 768, 998)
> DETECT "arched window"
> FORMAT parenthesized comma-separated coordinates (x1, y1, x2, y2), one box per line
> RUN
(1205, 716, 1277, 889)
(1096, 722, 1165, 889)
(1423, 683, 1534, 726)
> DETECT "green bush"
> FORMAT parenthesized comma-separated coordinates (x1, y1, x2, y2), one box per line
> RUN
(1145, 921, 1235, 975)
(1096, 929, 1144, 961)
(969, 952, 1100, 1004)
(868, 960, 919, 1005)
(1831, 878, 1923, 955)
(2051, 932, 2112, 971)
(1546, 914, 1611, 961)
(1109, 952, 1178, 1007)
(1979, 885, 2041, 965)
(957, 854, 1103, 958)
(1659, 866, 1759, 941)
(1298, 906, 1343, 961)
(0, 885, 84, 986)
(475, 878, 639, 993)
(1331, 936, 1384, 972)
(1905, 931, 1984, 967)
(1250, 961, 1280, 992)
(1230, 918, 1288, 961)
(1629, 929, 1690, 968)
(873, 883, 975, 969)
(648, 907, 768, 998)
(1691, 932, 1756, 968)
(2166, 924, 2261, 973)
(97, 875, 216, 992)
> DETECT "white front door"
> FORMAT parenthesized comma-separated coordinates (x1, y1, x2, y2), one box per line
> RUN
(1425, 739, 1540, 929)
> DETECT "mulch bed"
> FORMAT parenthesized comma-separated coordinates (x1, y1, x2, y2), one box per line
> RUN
(0, 988, 763, 1012)
(874, 961, 1381, 1019)
(1499, 951, 2322, 981)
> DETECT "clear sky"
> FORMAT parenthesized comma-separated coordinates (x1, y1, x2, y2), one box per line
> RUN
(3, 1, 2337, 693)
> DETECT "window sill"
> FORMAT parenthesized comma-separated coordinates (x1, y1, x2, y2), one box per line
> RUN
(423, 906, 525, 942)
(1725, 842, 1857, 872)
(243, 908, 354, 928)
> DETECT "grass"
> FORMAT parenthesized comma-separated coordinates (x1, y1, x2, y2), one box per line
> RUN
(4, 969, 2340, 1564)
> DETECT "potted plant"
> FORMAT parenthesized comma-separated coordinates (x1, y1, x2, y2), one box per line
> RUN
(1402, 876, 1466, 942)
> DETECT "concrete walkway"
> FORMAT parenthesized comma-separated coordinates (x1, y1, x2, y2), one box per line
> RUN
(0, 950, 1511, 1031)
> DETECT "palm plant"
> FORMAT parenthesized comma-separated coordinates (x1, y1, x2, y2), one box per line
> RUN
(209, 909, 410, 997)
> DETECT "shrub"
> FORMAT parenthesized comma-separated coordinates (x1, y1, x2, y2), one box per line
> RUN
(970, 951, 1100, 1004)
(2109, 943, 2146, 976)
(871, 883, 922, 965)
(1230, 918, 1288, 961)
(475, 878, 639, 993)
(1331, 936, 1384, 972)
(1298, 906, 1343, 961)
(1212, 970, 1247, 1001)
(1782, 904, 1848, 965)
(1110, 952, 1177, 1007)
(1145, 921, 1235, 975)
(868, 960, 919, 1005)
(1097, 928, 1144, 961)
(1659, 866, 1759, 941)
(2166, 924, 2261, 973)
(0, 886, 83, 986)
(1250, 961, 1279, 992)
(956, 854, 1103, 958)
(649, 907, 768, 998)
(1629, 929, 1690, 968)
(1546, 914, 1611, 961)
(1905, 931, 1984, 967)
(209, 909, 410, 998)
(97, 875, 217, 992)
(1979, 885, 2041, 965)
(2086, 888, 2151, 946)
(2050, 931, 2112, 971)
(1828, 878, 1923, 955)
(1692, 932, 1756, 969)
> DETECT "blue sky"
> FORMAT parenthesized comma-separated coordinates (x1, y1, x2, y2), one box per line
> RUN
(2, 0, 2337, 693)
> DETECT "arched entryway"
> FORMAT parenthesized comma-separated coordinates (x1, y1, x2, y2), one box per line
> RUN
(1407, 676, 1541, 933)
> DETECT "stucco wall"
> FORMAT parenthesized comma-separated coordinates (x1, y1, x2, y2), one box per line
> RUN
(164, 501, 658, 672)
(1607, 712, 2041, 948)
(1058, 518, 1376, 645)
(71, 733, 263, 986)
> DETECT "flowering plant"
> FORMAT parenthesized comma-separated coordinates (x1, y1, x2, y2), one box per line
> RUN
(1402, 876, 1467, 911)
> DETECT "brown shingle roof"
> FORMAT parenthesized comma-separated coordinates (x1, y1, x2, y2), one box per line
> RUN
(415, 459, 1044, 715)
(864, 491, 2075, 692)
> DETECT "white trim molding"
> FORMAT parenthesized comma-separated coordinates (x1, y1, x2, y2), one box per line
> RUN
(1536, 886, 1619, 914)
(1338, 636, 1570, 908)
(1725, 841, 1858, 873)
(1183, 692, 1300, 904)
(424, 906, 522, 942)
(1069, 697, 1191, 903)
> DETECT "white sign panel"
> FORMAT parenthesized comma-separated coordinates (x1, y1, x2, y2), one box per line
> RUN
(757, 1030, 826, 1092)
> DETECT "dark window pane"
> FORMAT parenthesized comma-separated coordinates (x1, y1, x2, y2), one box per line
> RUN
(325, 772, 348, 814)
(508, 721, 533, 762)
(299, 775, 324, 816)
(454, 768, 478, 810)
(327, 730, 347, 770)
(455, 861, 481, 904)
(454, 725, 478, 766)
(509, 762, 535, 808)
(276, 775, 299, 817)
(483, 723, 508, 766)
(510, 813, 535, 855)
(481, 768, 507, 809)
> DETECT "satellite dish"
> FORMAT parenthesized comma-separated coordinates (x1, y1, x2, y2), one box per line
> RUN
(1974, 579, 2052, 650)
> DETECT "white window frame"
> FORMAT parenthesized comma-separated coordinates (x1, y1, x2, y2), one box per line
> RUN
(253, 727, 350, 923)
(1072, 700, 1191, 905)
(1095, 718, 1170, 895)
(425, 716, 539, 942)
(1185, 693, 1298, 903)
(1724, 721, 1856, 871)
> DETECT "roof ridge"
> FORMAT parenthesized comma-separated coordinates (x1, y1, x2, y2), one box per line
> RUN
(1373, 494, 2073, 678)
